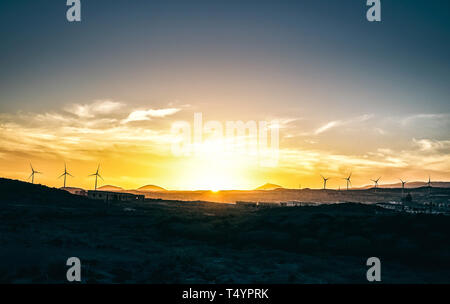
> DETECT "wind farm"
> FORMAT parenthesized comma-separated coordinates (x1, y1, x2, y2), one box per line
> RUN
(13, 162, 450, 211)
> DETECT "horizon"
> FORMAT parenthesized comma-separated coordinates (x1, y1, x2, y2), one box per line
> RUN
(1, 174, 447, 192)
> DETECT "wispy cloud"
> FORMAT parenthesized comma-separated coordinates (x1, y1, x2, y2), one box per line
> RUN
(314, 120, 341, 135)
(314, 114, 373, 135)
(401, 113, 449, 126)
(121, 108, 181, 124)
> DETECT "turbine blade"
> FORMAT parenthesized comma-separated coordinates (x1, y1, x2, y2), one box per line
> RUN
(98, 174, 104, 181)
(58, 173, 65, 179)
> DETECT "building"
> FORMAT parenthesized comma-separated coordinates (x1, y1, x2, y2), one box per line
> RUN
(236, 201, 258, 207)
(87, 190, 145, 202)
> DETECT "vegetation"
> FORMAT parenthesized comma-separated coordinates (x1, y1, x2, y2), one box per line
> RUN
(1, 178, 449, 283)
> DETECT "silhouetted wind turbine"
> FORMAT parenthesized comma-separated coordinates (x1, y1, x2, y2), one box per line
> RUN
(343, 172, 352, 190)
(28, 163, 42, 184)
(399, 179, 407, 189)
(371, 177, 381, 189)
(399, 179, 407, 196)
(89, 164, 103, 190)
(427, 175, 432, 196)
(321, 175, 330, 190)
(58, 162, 73, 188)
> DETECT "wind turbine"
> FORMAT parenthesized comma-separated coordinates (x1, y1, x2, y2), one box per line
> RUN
(28, 163, 42, 184)
(371, 177, 381, 189)
(343, 172, 352, 190)
(399, 179, 407, 196)
(89, 164, 104, 190)
(427, 176, 432, 188)
(321, 175, 330, 190)
(58, 162, 74, 188)
(427, 175, 432, 196)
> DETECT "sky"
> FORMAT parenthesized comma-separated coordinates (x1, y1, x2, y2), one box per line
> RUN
(0, 0, 449, 190)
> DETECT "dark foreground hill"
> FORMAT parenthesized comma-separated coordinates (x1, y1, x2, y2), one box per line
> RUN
(0, 178, 449, 283)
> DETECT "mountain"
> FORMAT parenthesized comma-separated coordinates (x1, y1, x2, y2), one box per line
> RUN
(97, 185, 123, 191)
(137, 185, 167, 192)
(357, 181, 450, 189)
(254, 183, 284, 191)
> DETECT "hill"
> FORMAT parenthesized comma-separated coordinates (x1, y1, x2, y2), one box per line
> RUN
(137, 184, 167, 192)
(0, 178, 92, 206)
(254, 183, 284, 191)
(97, 185, 124, 191)
(357, 181, 450, 189)
(1, 177, 450, 283)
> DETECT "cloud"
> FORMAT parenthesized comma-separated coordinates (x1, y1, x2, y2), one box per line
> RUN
(314, 120, 341, 135)
(121, 108, 181, 124)
(374, 128, 386, 135)
(0, 100, 183, 164)
(413, 138, 450, 153)
(314, 114, 373, 135)
(401, 113, 449, 126)
(66, 100, 125, 118)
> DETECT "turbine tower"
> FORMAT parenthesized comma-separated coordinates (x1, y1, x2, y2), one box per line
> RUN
(89, 164, 103, 190)
(371, 177, 381, 189)
(321, 175, 330, 190)
(28, 163, 42, 184)
(343, 172, 352, 190)
(58, 162, 73, 188)
(427, 175, 432, 196)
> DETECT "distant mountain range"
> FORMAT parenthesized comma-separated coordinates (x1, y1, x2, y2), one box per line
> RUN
(94, 184, 167, 192)
(356, 181, 450, 189)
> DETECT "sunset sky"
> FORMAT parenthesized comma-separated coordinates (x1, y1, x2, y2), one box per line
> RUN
(1, 1, 449, 190)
